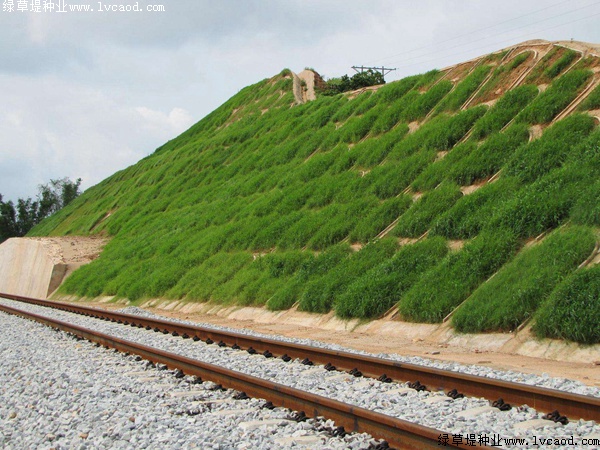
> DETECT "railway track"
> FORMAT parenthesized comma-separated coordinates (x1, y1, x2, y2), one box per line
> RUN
(3, 293, 597, 425)
(0, 297, 488, 450)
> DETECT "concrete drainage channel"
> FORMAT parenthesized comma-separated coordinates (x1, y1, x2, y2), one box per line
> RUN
(1, 297, 600, 449)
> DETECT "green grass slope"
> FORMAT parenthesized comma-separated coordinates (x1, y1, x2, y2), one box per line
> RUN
(30, 42, 600, 344)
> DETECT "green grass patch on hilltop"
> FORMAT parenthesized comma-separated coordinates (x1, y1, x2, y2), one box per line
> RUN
(452, 226, 596, 333)
(516, 69, 592, 124)
(474, 52, 531, 103)
(533, 265, 600, 344)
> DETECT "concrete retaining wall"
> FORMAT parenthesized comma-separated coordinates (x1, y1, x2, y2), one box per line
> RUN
(0, 238, 63, 298)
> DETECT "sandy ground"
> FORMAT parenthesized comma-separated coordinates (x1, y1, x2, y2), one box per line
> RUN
(66, 298, 600, 390)
(25, 236, 107, 265)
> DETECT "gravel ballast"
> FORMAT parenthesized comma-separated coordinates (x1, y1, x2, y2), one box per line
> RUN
(1, 298, 599, 449)
(0, 310, 383, 450)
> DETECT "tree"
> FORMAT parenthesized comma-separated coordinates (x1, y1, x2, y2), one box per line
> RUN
(319, 69, 386, 95)
(0, 177, 82, 243)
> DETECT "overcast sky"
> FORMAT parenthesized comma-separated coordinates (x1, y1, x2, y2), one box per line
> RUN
(1, 0, 600, 201)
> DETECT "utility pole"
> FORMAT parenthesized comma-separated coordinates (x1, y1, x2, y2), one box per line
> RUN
(351, 65, 397, 79)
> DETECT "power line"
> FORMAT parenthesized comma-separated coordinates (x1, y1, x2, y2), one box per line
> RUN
(370, 0, 575, 64)
(382, 1, 600, 68)
(389, 10, 600, 71)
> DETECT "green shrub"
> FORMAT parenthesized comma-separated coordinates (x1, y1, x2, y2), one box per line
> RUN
(401, 81, 453, 122)
(298, 238, 398, 313)
(544, 49, 577, 80)
(516, 70, 592, 124)
(434, 65, 491, 114)
(452, 226, 596, 332)
(533, 265, 600, 344)
(394, 183, 463, 237)
(370, 150, 437, 199)
(399, 229, 518, 323)
(411, 141, 477, 192)
(505, 113, 596, 183)
(350, 196, 412, 242)
(578, 83, 600, 111)
(450, 124, 530, 185)
(471, 85, 538, 139)
(336, 237, 449, 319)
(431, 177, 521, 239)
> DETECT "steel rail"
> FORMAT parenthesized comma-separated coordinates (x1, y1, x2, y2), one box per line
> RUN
(0, 301, 489, 450)
(2, 293, 599, 423)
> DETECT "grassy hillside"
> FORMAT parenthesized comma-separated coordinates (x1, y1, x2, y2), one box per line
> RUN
(31, 42, 600, 344)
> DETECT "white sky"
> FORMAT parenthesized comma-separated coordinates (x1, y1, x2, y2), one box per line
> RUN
(1, 0, 600, 200)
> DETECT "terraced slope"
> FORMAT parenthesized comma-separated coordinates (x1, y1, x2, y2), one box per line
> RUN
(31, 40, 600, 344)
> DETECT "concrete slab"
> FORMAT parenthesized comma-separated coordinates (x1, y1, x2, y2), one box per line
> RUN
(274, 435, 324, 447)
(513, 419, 561, 431)
(239, 419, 292, 431)
(456, 406, 497, 418)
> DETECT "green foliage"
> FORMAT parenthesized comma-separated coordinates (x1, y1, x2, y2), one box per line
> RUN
(431, 178, 521, 239)
(321, 69, 385, 95)
(578, 83, 600, 111)
(471, 85, 538, 139)
(505, 113, 596, 183)
(2, 177, 82, 242)
(451, 124, 531, 185)
(401, 81, 453, 122)
(516, 70, 592, 124)
(350, 196, 412, 243)
(336, 237, 448, 319)
(394, 183, 463, 237)
(434, 65, 491, 114)
(452, 226, 596, 332)
(298, 238, 398, 313)
(399, 229, 519, 323)
(533, 265, 600, 344)
(544, 49, 577, 80)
